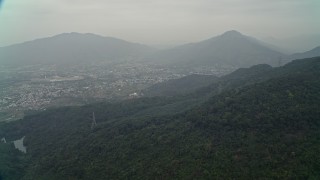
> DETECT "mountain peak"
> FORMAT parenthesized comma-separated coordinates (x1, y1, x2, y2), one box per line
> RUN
(54, 32, 98, 38)
(221, 30, 243, 37)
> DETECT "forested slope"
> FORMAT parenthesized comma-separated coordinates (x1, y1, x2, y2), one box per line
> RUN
(0, 143, 27, 180)
(1, 57, 320, 179)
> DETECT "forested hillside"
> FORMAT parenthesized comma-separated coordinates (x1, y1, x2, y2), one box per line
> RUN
(1, 57, 320, 179)
(0, 143, 27, 180)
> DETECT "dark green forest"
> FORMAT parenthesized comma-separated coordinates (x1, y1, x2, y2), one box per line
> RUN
(0, 143, 27, 180)
(1, 57, 320, 179)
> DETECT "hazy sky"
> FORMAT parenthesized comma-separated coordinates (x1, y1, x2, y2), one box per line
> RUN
(0, 0, 319, 48)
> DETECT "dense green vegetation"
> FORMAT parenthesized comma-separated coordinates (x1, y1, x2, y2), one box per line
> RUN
(0, 57, 320, 179)
(0, 143, 27, 180)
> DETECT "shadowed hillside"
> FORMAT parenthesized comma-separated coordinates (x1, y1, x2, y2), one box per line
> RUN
(1, 57, 320, 179)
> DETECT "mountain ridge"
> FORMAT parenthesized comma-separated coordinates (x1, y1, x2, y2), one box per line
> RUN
(1, 30, 319, 69)
(0, 32, 155, 66)
(4, 32, 147, 48)
(287, 46, 320, 62)
(147, 30, 285, 68)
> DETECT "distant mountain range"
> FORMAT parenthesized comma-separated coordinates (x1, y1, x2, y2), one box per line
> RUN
(0, 31, 319, 68)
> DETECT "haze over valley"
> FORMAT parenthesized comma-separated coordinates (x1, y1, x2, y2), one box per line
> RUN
(1, 30, 319, 122)
(0, 0, 320, 179)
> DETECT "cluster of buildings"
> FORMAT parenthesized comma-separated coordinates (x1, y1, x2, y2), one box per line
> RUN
(0, 62, 234, 121)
